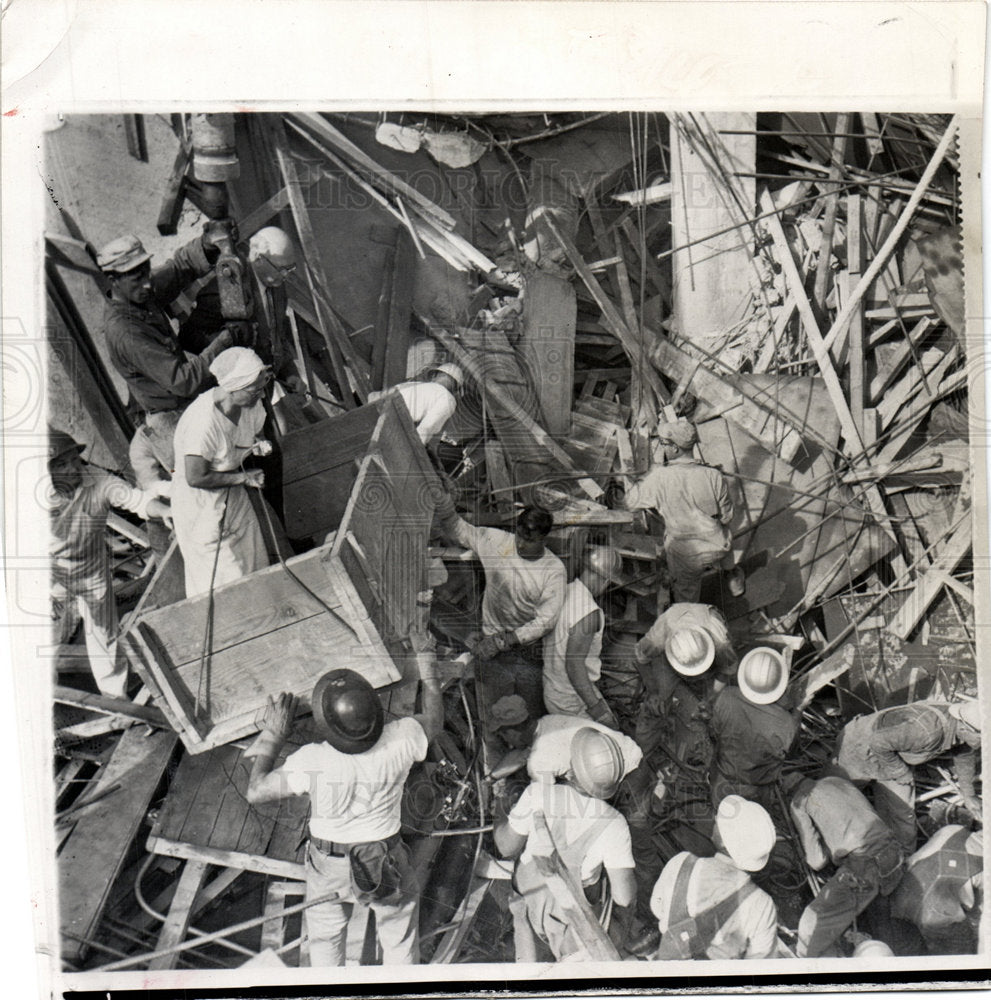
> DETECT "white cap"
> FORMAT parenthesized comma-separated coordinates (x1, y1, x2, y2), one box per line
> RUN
(432, 362, 465, 387)
(716, 794, 776, 871)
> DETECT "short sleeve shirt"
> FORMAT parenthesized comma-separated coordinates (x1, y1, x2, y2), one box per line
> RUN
(277, 717, 428, 843)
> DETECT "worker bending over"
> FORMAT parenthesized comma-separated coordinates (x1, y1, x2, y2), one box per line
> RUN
(435, 494, 566, 747)
(650, 795, 780, 959)
(49, 429, 172, 697)
(245, 654, 442, 966)
(890, 824, 983, 955)
(99, 224, 240, 475)
(634, 601, 738, 706)
(542, 546, 624, 726)
(622, 418, 743, 605)
(708, 647, 798, 809)
(370, 363, 464, 452)
(495, 727, 636, 960)
(829, 699, 982, 852)
(785, 774, 906, 958)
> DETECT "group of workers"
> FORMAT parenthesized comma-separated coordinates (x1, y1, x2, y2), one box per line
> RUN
(48, 220, 982, 966)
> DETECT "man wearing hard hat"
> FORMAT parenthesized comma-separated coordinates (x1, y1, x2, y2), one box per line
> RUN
(785, 773, 906, 958)
(622, 417, 744, 605)
(649, 795, 781, 959)
(495, 727, 637, 960)
(707, 647, 799, 809)
(98, 224, 238, 475)
(828, 698, 982, 852)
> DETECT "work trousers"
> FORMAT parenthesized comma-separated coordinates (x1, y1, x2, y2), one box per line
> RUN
(797, 842, 904, 958)
(143, 409, 182, 476)
(476, 647, 544, 753)
(825, 757, 918, 854)
(55, 578, 128, 698)
(304, 841, 419, 967)
(665, 536, 734, 604)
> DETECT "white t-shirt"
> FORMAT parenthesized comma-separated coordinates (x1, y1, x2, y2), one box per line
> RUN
(542, 579, 603, 717)
(395, 381, 457, 444)
(527, 714, 642, 784)
(508, 781, 634, 884)
(278, 717, 428, 842)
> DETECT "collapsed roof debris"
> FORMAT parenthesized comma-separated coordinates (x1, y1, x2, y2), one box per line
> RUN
(47, 110, 979, 972)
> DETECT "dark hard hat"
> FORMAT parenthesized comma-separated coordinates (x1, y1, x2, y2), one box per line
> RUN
(48, 428, 85, 465)
(311, 668, 384, 754)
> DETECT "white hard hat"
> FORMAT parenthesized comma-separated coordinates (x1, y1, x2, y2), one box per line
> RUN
(570, 727, 623, 800)
(948, 699, 980, 733)
(716, 794, 776, 872)
(248, 226, 296, 268)
(738, 646, 788, 705)
(665, 627, 715, 677)
(584, 545, 624, 583)
(852, 939, 894, 959)
(432, 362, 465, 387)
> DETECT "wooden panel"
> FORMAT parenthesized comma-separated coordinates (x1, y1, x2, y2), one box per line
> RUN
(148, 859, 208, 970)
(59, 728, 178, 963)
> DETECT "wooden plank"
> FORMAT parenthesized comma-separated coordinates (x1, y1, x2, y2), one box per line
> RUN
(239, 186, 290, 239)
(811, 113, 849, 312)
(429, 877, 493, 964)
(148, 859, 210, 970)
(123, 113, 148, 162)
(847, 192, 865, 433)
(157, 142, 191, 237)
(876, 347, 951, 427)
(822, 116, 958, 359)
(887, 517, 972, 640)
(519, 270, 577, 437)
(54, 686, 168, 728)
(59, 728, 178, 963)
(868, 318, 933, 403)
(147, 836, 307, 881)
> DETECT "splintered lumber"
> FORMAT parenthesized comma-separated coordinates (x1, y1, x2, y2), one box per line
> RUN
(539, 212, 668, 408)
(148, 859, 210, 970)
(789, 643, 857, 709)
(528, 811, 620, 962)
(238, 186, 290, 239)
(847, 192, 866, 433)
(54, 686, 168, 729)
(868, 318, 933, 402)
(519, 270, 576, 437)
(811, 113, 849, 311)
(59, 727, 178, 963)
(650, 335, 804, 462)
(823, 116, 959, 359)
(887, 516, 972, 639)
(430, 876, 494, 964)
(371, 227, 416, 391)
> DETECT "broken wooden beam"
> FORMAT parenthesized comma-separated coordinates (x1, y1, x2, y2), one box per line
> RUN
(148, 859, 210, 970)
(54, 686, 168, 729)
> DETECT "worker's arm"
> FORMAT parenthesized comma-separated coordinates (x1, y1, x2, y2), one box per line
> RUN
(621, 469, 657, 512)
(564, 610, 618, 727)
(714, 470, 734, 525)
(183, 454, 265, 491)
(413, 390, 456, 445)
(789, 794, 828, 870)
(94, 470, 171, 525)
(245, 692, 300, 805)
(743, 892, 779, 959)
(432, 489, 484, 552)
(151, 224, 227, 303)
(493, 788, 529, 859)
(953, 747, 981, 817)
(410, 650, 444, 742)
(513, 565, 566, 646)
(606, 866, 637, 951)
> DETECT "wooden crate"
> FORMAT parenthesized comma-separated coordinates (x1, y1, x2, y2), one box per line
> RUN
(122, 393, 441, 754)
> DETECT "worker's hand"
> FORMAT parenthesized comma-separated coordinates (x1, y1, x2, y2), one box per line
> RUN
(433, 488, 457, 520)
(261, 692, 298, 741)
(963, 795, 983, 823)
(226, 321, 256, 348)
(147, 498, 173, 529)
(51, 596, 65, 622)
(282, 374, 307, 395)
(242, 469, 265, 489)
(472, 634, 503, 661)
(644, 693, 667, 717)
(251, 439, 273, 458)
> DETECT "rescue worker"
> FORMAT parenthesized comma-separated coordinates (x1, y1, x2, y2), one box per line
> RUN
(828, 698, 982, 852)
(495, 727, 637, 960)
(99, 224, 238, 475)
(890, 825, 983, 954)
(649, 795, 780, 959)
(48, 429, 172, 697)
(244, 652, 442, 967)
(369, 363, 465, 451)
(633, 601, 738, 707)
(170, 348, 272, 598)
(708, 647, 798, 809)
(542, 545, 624, 726)
(785, 774, 906, 958)
(622, 418, 743, 605)
(435, 494, 566, 748)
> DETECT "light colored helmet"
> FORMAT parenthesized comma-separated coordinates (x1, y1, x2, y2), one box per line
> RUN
(432, 362, 465, 387)
(570, 727, 623, 800)
(584, 545, 623, 583)
(716, 794, 776, 871)
(852, 939, 894, 959)
(949, 699, 980, 734)
(738, 647, 788, 705)
(665, 627, 715, 677)
(248, 226, 296, 268)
